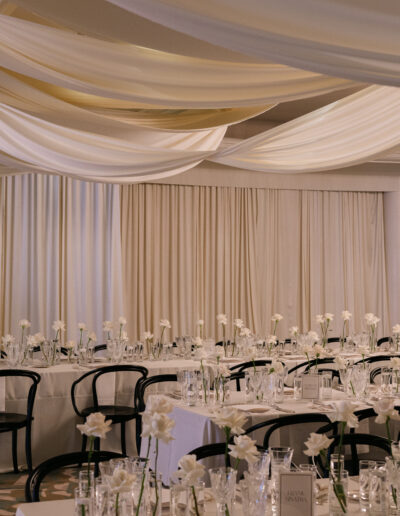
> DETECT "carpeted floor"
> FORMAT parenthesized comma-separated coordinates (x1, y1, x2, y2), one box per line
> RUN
(0, 467, 78, 515)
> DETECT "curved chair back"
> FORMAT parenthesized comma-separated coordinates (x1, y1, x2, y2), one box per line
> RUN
(229, 360, 272, 373)
(0, 369, 41, 421)
(354, 355, 396, 366)
(25, 451, 124, 502)
(136, 374, 178, 412)
(188, 442, 230, 467)
(377, 337, 390, 347)
(71, 365, 148, 418)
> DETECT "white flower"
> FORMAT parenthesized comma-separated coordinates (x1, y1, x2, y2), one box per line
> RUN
(228, 435, 259, 464)
(329, 401, 359, 429)
(145, 395, 174, 415)
(52, 320, 65, 332)
(33, 332, 45, 344)
(393, 324, 400, 335)
(160, 319, 171, 328)
(307, 331, 319, 344)
(65, 340, 76, 349)
(266, 335, 277, 345)
(313, 344, 326, 357)
(18, 319, 31, 329)
(215, 363, 230, 378)
(334, 356, 347, 369)
(246, 346, 258, 361)
(193, 336, 203, 347)
(107, 469, 136, 494)
(365, 313, 380, 327)
(141, 412, 175, 443)
(26, 335, 36, 348)
(142, 331, 153, 341)
(217, 314, 228, 325)
(87, 332, 97, 343)
(197, 319, 204, 326)
(271, 313, 283, 322)
(207, 348, 224, 361)
(211, 407, 247, 435)
(118, 316, 127, 326)
(289, 326, 298, 337)
(303, 433, 334, 457)
(2, 334, 15, 345)
(270, 360, 284, 375)
(301, 343, 313, 355)
(324, 313, 334, 321)
(341, 311, 352, 321)
(240, 327, 252, 337)
(373, 398, 400, 424)
(233, 318, 244, 329)
(175, 455, 205, 486)
(316, 314, 325, 324)
(391, 357, 400, 370)
(103, 320, 113, 332)
(76, 412, 112, 439)
(78, 323, 87, 331)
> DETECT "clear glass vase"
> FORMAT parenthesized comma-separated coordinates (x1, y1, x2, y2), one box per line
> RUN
(209, 467, 237, 516)
(329, 469, 348, 515)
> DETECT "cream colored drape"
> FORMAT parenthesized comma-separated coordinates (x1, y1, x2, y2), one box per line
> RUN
(0, 174, 123, 340)
(120, 184, 389, 340)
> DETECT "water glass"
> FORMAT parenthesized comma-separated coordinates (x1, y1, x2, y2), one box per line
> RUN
(209, 467, 237, 516)
(75, 487, 92, 516)
(380, 368, 392, 395)
(6, 342, 21, 367)
(148, 472, 163, 516)
(240, 473, 268, 514)
(293, 375, 302, 400)
(319, 371, 332, 400)
(329, 469, 348, 516)
(329, 454, 345, 472)
(274, 373, 285, 403)
(269, 447, 294, 506)
(299, 464, 318, 503)
(187, 481, 205, 515)
(369, 463, 387, 515)
(359, 460, 375, 510)
(78, 470, 95, 497)
(183, 370, 199, 406)
(249, 450, 270, 477)
(170, 483, 188, 516)
(385, 457, 400, 515)
(95, 480, 109, 516)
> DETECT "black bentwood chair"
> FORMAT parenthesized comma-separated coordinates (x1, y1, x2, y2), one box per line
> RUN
(71, 365, 148, 455)
(0, 370, 41, 472)
(25, 450, 125, 502)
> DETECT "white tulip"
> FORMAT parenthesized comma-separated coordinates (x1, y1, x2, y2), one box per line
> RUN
(271, 313, 283, 322)
(228, 435, 259, 464)
(240, 327, 252, 337)
(393, 324, 400, 335)
(160, 319, 171, 328)
(118, 316, 127, 325)
(217, 314, 228, 325)
(373, 398, 400, 425)
(52, 320, 65, 332)
(145, 396, 174, 415)
(76, 412, 112, 439)
(329, 401, 359, 429)
(303, 432, 334, 457)
(141, 412, 175, 443)
(324, 313, 334, 321)
(270, 360, 284, 375)
(78, 323, 87, 331)
(289, 326, 299, 337)
(103, 321, 113, 332)
(18, 319, 31, 328)
(341, 311, 352, 321)
(316, 314, 325, 324)
(211, 407, 247, 435)
(174, 455, 205, 486)
(233, 318, 244, 328)
(107, 469, 137, 494)
(142, 331, 153, 341)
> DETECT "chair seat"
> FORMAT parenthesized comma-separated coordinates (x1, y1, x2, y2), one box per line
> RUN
(0, 412, 27, 428)
(80, 405, 138, 422)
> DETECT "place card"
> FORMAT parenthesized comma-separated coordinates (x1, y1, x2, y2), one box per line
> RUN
(301, 373, 320, 399)
(279, 471, 314, 515)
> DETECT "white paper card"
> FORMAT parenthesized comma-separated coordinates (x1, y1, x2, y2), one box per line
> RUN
(301, 373, 320, 399)
(279, 471, 314, 516)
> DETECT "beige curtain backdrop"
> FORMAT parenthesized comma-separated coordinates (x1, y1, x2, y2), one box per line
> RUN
(0, 174, 123, 341)
(121, 184, 389, 341)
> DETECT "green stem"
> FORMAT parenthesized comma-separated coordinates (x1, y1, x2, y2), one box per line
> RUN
(115, 492, 119, 516)
(350, 381, 355, 396)
(135, 436, 151, 516)
(234, 457, 240, 470)
(153, 439, 159, 516)
(224, 427, 231, 469)
(386, 416, 392, 444)
(191, 485, 200, 516)
(200, 360, 207, 404)
(87, 436, 94, 489)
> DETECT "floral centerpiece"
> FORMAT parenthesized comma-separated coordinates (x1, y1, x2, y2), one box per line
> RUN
(174, 455, 205, 516)
(107, 468, 137, 516)
(78, 322, 87, 351)
(232, 318, 244, 356)
(340, 311, 352, 348)
(197, 319, 204, 339)
(271, 313, 283, 335)
(316, 313, 334, 347)
(103, 320, 114, 341)
(364, 312, 380, 352)
(217, 314, 228, 356)
(142, 331, 153, 358)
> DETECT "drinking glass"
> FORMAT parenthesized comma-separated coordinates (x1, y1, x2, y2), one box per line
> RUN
(170, 483, 188, 516)
(187, 481, 205, 515)
(299, 464, 319, 503)
(74, 487, 92, 516)
(6, 342, 20, 367)
(329, 454, 345, 472)
(148, 472, 163, 516)
(183, 370, 199, 406)
(329, 469, 348, 516)
(274, 373, 285, 403)
(269, 447, 294, 506)
(209, 467, 237, 516)
(293, 375, 302, 400)
(95, 479, 109, 516)
(320, 371, 332, 400)
(359, 460, 375, 511)
(248, 450, 270, 477)
(380, 368, 392, 395)
(369, 463, 387, 515)
(240, 473, 268, 515)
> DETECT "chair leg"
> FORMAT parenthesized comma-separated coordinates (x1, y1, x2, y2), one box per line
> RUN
(12, 430, 18, 473)
(121, 422, 126, 456)
(81, 433, 88, 453)
(94, 436, 100, 452)
(136, 417, 142, 456)
(25, 422, 33, 472)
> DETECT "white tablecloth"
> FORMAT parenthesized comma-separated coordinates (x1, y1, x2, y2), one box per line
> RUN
(0, 358, 200, 472)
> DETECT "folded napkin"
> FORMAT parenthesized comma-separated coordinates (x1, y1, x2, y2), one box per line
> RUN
(234, 404, 269, 414)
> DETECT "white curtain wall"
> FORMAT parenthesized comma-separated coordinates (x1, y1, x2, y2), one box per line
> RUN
(0, 175, 390, 341)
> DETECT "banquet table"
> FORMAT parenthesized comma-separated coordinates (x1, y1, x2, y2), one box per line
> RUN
(15, 478, 364, 515)
(0, 357, 201, 472)
(140, 387, 396, 486)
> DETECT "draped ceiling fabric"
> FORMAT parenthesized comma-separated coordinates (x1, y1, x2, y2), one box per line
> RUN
(109, 0, 400, 86)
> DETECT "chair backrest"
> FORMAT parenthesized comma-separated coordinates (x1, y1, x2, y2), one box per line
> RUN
(326, 433, 391, 476)
(94, 344, 107, 353)
(244, 413, 336, 450)
(187, 442, 230, 467)
(136, 374, 178, 412)
(377, 337, 390, 347)
(226, 371, 245, 391)
(354, 354, 396, 366)
(229, 360, 272, 373)
(25, 450, 124, 502)
(0, 369, 41, 420)
(71, 365, 148, 417)
(304, 358, 335, 373)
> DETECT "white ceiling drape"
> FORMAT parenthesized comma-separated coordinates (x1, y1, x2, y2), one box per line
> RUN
(108, 0, 400, 86)
(0, 14, 357, 108)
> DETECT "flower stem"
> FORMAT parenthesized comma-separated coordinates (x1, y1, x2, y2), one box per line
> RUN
(153, 439, 159, 516)
(191, 485, 200, 516)
(224, 427, 231, 469)
(87, 436, 94, 489)
(135, 437, 151, 516)
(115, 492, 119, 516)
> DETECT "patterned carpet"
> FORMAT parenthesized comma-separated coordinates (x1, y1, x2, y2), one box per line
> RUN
(0, 467, 78, 515)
